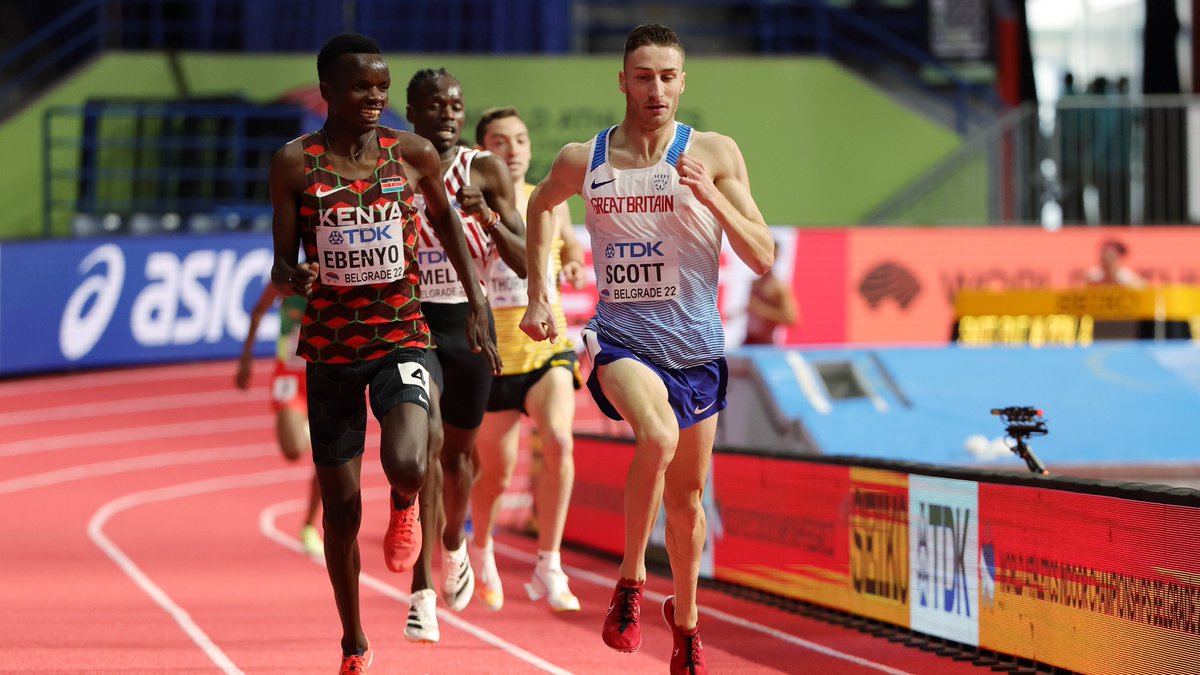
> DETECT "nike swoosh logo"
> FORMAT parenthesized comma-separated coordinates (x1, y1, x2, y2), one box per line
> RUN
(590, 178, 616, 190)
(550, 359, 571, 367)
(314, 185, 344, 198)
(693, 401, 715, 415)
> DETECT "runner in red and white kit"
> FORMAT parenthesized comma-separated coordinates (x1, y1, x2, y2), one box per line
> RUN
(269, 34, 499, 675)
(403, 67, 527, 642)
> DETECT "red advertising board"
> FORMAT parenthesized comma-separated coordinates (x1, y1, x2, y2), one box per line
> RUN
(839, 227, 1200, 344)
(978, 484, 1200, 674)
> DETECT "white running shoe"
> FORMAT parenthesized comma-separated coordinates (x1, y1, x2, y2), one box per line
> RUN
(525, 566, 581, 612)
(441, 542, 475, 612)
(473, 542, 504, 611)
(404, 589, 439, 644)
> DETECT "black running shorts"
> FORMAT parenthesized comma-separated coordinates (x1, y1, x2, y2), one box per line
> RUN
(306, 348, 431, 466)
(422, 301, 495, 430)
(486, 349, 581, 415)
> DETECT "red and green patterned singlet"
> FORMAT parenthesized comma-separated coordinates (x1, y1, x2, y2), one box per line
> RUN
(296, 126, 430, 364)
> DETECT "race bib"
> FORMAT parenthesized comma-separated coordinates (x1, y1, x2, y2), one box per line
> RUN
(417, 246, 470, 303)
(596, 236, 680, 303)
(487, 257, 558, 309)
(315, 217, 406, 286)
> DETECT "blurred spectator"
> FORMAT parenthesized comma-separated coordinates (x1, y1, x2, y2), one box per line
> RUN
(1085, 239, 1145, 288)
(743, 242, 798, 345)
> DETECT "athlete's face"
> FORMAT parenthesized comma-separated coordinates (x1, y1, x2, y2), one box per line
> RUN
(407, 75, 465, 154)
(322, 54, 390, 132)
(619, 45, 685, 129)
(480, 115, 531, 183)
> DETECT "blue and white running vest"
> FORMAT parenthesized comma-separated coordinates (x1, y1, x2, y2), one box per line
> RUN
(582, 123, 723, 369)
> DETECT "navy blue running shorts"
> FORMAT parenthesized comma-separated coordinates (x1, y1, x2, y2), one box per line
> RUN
(581, 329, 727, 430)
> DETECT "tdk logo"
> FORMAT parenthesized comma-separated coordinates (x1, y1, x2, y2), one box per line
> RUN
(341, 224, 393, 244)
(329, 230, 344, 245)
(418, 249, 448, 265)
(610, 242, 664, 258)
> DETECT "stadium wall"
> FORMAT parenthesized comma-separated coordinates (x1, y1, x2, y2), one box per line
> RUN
(4, 225, 1199, 376)
(566, 435, 1200, 675)
(0, 52, 962, 239)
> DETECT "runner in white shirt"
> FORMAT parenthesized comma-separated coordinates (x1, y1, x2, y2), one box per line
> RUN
(520, 24, 773, 675)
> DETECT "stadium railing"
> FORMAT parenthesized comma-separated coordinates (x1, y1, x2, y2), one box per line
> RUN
(45, 99, 304, 237)
(866, 95, 1200, 227)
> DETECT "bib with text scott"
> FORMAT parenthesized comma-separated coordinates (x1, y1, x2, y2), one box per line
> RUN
(316, 205, 407, 286)
(597, 236, 680, 303)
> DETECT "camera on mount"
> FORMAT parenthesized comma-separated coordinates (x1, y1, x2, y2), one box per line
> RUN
(990, 406, 1050, 475)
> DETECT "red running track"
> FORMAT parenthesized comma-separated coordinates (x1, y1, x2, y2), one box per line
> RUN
(0, 360, 991, 674)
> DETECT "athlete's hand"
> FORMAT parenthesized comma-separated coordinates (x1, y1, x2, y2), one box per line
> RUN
(676, 153, 719, 207)
(561, 259, 586, 290)
(456, 185, 495, 225)
(466, 299, 503, 375)
(234, 360, 252, 391)
(291, 262, 319, 296)
(520, 299, 558, 344)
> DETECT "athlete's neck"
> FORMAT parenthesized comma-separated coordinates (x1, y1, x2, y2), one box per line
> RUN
(322, 123, 377, 156)
(437, 145, 460, 173)
(613, 119, 676, 167)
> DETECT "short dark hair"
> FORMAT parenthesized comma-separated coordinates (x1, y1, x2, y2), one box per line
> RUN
(406, 67, 452, 105)
(317, 33, 381, 82)
(475, 107, 522, 146)
(623, 24, 684, 65)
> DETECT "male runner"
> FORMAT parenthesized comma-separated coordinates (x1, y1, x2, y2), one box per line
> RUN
(404, 68, 526, 638)
(520, 24, 774, 675)
(269, 34, 498, 674)
(470, 107, 586, 612)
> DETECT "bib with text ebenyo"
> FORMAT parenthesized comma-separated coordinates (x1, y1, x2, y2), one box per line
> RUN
(315, 204, 407, 286)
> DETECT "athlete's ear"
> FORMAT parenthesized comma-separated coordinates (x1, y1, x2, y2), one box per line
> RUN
(318, 81, 331, 104)
(680, 71, 686, 94)
(618, 69, 627, 95)
(405, 104, 415, 125)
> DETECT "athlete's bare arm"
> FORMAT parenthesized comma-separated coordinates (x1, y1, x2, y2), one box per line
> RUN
(460, 153, 527, 278)
(677, 132, 773, 275)
(520, 142, 589, 343)
(269, 140, 319, 296)
(401, 133, 502, 373)
(556, 203, 586, 290)
(236, 285, 281, 390)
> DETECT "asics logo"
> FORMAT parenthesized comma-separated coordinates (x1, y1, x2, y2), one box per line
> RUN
(590, 178, 617, 190)
(693, 400, 715, 415)
(607, 603, 616, 615)
(314, 185, 345, 198)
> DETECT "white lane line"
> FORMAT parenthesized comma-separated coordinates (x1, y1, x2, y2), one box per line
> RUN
(0, 387, 269, 426)
(0, 444, 276, 495)
(492, 541, 917, 675)
(0, 361, 235, 397)
(88, 467, 313, 675)
(260, 490, 575, 675)
(0, 415, 266, 457)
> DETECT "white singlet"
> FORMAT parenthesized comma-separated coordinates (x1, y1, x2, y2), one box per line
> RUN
(415, 146, 492, 304)
(582, 122, 723, 369)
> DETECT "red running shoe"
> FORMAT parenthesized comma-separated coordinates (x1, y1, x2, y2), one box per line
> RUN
(338, 643, 373, 674)
(663, 595, 706, 675)
(601, 577, 644, 652)
(383, 498, 421, 573)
